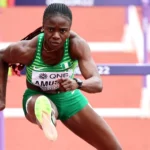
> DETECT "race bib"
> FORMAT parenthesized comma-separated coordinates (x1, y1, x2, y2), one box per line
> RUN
(32, 70, 73, 91)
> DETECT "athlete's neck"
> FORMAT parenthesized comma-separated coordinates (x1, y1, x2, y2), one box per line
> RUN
(43, 40, 63, 53)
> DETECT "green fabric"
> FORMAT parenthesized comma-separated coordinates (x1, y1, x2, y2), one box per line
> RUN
(23, 88, 88, 121)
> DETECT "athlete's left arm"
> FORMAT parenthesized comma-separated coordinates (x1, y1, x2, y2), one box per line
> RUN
(72, 38, 103, 93)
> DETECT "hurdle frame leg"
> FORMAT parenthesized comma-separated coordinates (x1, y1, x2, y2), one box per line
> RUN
(140, 75, 150, 117)
(140, 0, 150, 118)
(0, 111, 5, 150)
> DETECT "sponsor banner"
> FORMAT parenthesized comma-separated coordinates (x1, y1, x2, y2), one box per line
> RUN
(15, 0, 143, 6)
(94, 0, 142, 6)
(15, 0, 95, 6)
(45, 0, 94, 6)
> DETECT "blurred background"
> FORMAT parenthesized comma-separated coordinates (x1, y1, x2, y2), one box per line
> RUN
(0, 0, 150, 150)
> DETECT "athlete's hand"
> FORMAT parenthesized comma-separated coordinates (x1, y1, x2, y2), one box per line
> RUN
(0, 101, 5, 111)
(58, 78, 78, 91)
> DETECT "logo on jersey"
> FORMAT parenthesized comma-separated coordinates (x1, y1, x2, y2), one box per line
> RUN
(39, 73, 48, 79)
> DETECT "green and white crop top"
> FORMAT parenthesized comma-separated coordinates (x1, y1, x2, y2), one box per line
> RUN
(26, 33, 78, 91)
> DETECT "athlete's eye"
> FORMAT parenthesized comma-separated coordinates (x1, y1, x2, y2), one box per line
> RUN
(60, 29, 67, 34)
(48, 28, 54, 32)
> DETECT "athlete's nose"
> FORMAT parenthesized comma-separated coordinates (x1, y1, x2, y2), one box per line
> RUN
(52, 32, 60, 40)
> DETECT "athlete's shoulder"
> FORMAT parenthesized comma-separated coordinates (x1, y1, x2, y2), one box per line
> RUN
(26, 35, 39, 48)
(70, 31, 89, 48)
(69, 31, 91, 59)
(70, 31, 86, 42)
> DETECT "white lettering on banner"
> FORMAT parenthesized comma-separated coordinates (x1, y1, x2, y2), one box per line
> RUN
(45, 0, 94, 6)
(97, 66, 110, 75)
(32, 70, 73, 91)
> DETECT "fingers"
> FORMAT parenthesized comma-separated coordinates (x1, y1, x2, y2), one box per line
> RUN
(61, 79, 71, 86)
(58, 78, 77, 91)
(57, 78, 64, 84)
(57, 79, 70, 91)
(60, 79, 72, 91)
(62, 84, 72, 91)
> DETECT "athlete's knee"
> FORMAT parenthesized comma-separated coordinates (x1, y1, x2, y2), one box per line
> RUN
(107, 138, 122, 150)
(111, 144, 122, 150)
(97, 144, 122, 150)
(111, 145, 122, 150)
(105, 142, 122, 150)
(96, 138, 122, 150)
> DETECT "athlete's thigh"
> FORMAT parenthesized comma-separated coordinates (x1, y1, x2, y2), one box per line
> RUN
(62, 105, 121, 150)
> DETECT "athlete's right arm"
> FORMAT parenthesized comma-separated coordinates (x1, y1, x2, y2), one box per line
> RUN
(0, 41, 34, 111)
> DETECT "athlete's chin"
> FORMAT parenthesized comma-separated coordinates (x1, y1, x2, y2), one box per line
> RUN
(50, 42, 63, 49)
(50, 43, 60, 48)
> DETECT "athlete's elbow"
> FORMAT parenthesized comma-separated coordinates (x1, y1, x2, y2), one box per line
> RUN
(91, 83, 103, 93)
(106, 142, 122, 150)
(117, 146, 122, 150)
(113, 144, 122, 150)
(97, 84, 103, 93)
(97, 79, 103, 93)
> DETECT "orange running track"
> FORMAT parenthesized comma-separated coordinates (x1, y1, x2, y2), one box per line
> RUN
(1, 6, 150, 150)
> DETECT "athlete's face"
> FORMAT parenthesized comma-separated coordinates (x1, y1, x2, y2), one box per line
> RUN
(43, 14, 71, 49)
